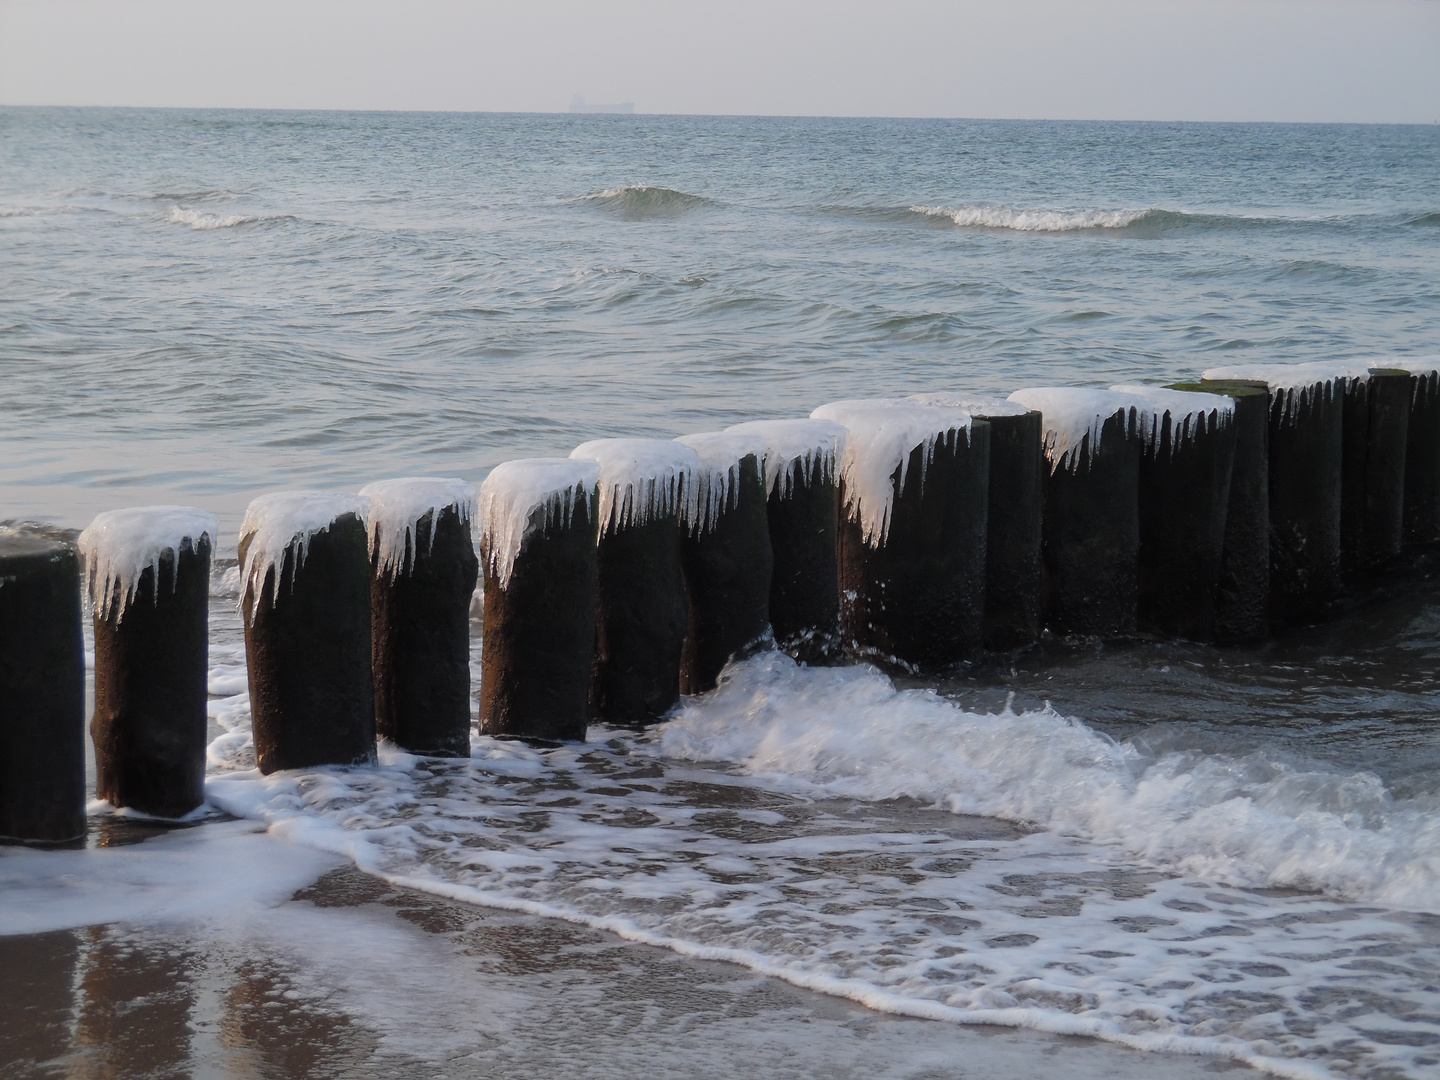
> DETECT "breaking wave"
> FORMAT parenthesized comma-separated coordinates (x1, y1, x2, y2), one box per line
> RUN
(911, 204, 1155, 231)
(658, 654, 1440, 912)
(579, 185, 715, 219)
(166, 205, 289, 230)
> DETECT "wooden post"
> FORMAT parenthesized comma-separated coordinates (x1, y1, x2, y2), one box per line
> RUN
(479, 459, 599, 742)
(80, 507, 216, 817)
(1398, 358, 1440, 543)
(241, 492, 376, 773)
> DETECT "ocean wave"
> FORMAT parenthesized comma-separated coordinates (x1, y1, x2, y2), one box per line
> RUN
(578, 185, 714, 220)
(658, 654, 1440, 912)
(150, 189, 245, 204)
(910, 204, 1156, 232)
(166, 205, 287, 230)
(1403, 211, 1440, 226)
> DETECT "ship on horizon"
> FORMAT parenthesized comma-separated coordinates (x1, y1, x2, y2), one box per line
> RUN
(569, 95, 635, 114)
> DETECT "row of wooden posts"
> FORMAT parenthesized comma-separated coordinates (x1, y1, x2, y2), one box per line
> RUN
(2, 364, 1437, 845)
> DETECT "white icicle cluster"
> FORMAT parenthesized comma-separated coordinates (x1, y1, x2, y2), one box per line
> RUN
(724, 418, 847, 499)
(1007, 387, 1156, 474)
(478, 458, 599, 589)
(78, 506, 218, 622)
(1201, 362, 1372, 425)
(1109, 384, 1235, 455)
(569, 439, 701, 537)
(359, 477, 477, 580)
(239, 491, 368, 621)
(810, 400, 973, 548)
(674, 431, 768, 534)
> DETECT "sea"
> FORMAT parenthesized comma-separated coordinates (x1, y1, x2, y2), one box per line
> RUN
(2, 108, 1440, 1079)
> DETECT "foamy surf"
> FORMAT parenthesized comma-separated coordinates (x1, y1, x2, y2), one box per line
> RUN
(194, 632, 1440, 1080)
(167, 205, 286, 230)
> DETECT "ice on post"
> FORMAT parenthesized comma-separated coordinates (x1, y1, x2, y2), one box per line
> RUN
(724, 418, 846, 662)
(0, 532, 86, 845)
(1110, 386, 1237, 642)
(810, 400, 989, 669)
(478, 458, 600, 742)
(80, 506, 217, 817)
(239, 491, 375, 773)
(907, 393, 1042, 649)
(1201, 362, 1357, 621)
(674, 431, 773, 693)
(1166, 380, 1271, 641)
(1007, 388, 1151, 637)
(569, 439, 698, 723)
(361, 478, 478, 757)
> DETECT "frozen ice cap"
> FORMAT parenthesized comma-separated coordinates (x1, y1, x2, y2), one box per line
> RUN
(1007, 387, 1154, 473)
(1110, 384, 1234, 451)
(78, 505, 218, 622)
(239, 491, 368, 621)
(811, 399, 973, 547)
(675, 431, 768, 533)
(724, 418, 847, 498)
(478, 458, 599, 589)
(570, 438, 700, 537)
(359, 477, 477, 580)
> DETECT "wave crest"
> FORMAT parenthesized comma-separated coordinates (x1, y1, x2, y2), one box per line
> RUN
(580, 185, 713, 220)
(167, 205, 286, 230)
(911, 204, 1155, 232)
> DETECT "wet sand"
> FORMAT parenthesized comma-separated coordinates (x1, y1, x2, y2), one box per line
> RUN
(1, 833, 1254, 1080)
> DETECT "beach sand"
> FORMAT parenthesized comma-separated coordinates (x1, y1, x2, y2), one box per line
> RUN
(1, 817, 1254, 1080)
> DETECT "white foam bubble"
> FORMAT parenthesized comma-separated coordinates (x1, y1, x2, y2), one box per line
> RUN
(77, 505, 218, 622)
(1007, 387, 1154, 472)
(810, 400, 973, 546)
(724, 418, 847, 498)
(569, 438, 700, 537)
(167, 205, 257, 229)
(358, 477, 476, 580)
(674, 431, 767, 533)
(238, 491, 368, 621)
(477, 458, 599, 589)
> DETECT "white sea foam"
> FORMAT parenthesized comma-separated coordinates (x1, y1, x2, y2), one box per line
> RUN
(1007, 387, 1154, 473)
(197, 645, 1440, 1079)
(1109, 384, 1235, 451)
(911, 204, 1151, 232)
(674, 431, 767, 533)
(1201, 362, 1372, 424)
(1375, 354, 1440, 377)
(810, 400, 973, 546)
(238, 491, 368, 621)
(477, 458, 599, 589)
(906, 391, 1032, 417)
(167, 205, 260, 230)
(724, 418, 847, 498)
(78, 505, 218, 621)
(569, 438, 700, 537)
(358, 477, 476, 580)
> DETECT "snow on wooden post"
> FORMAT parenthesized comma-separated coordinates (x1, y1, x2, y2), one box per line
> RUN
(79, 507, 216, 817)
(1356, 368, 1411, 567)
(478, 459, 599, 742)
(810, 400, 989, 669)
(908, 393, 1042, 649)
(1169, 381, 1271, 641)
(1111, 386, 1237, 642)
(240, 492, 376, 774)
(1007, 388, 1149, 638)
(674, 432, 773, 694)
(1202, 363, 1352, 623)
(725, 418, 846, 663)
(361, 479, 478, 757)
(0, 534, 85, 844)
(569, 439, 698, 724)
(1396, 357, 1440, 543)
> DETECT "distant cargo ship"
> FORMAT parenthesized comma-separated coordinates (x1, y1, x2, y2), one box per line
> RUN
(568, 96, 635, 114)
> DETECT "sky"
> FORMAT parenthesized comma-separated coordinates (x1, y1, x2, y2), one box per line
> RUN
(1, 0, 1438, 122)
